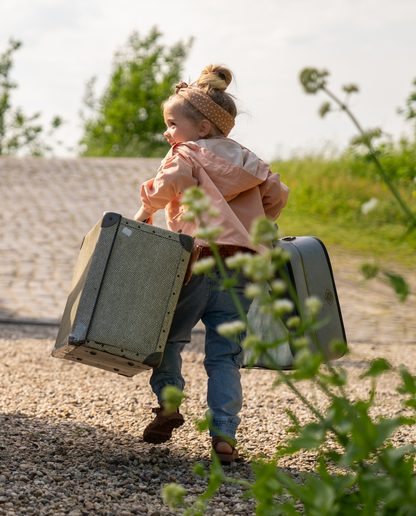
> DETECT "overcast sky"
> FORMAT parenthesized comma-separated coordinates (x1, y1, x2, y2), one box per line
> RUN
(2, 0, 416, 161)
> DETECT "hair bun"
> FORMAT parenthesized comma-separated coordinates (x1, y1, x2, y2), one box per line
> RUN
(175, 81, 189, 93)
(196, 65, 233, 92)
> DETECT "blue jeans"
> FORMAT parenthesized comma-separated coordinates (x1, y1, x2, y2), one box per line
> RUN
(150, 265, 251, 439)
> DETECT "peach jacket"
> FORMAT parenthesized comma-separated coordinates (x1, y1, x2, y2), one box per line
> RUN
(141, 138, 290, 253)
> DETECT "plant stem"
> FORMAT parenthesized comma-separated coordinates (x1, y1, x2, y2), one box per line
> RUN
(210, 242, 255, 334)
(323, 86, 416, 229)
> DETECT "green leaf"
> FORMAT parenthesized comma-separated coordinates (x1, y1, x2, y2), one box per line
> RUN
(194, 463, 206, 477)
(319, 101, 331, 118)
(342, 84, 359, 94)
(361, 262, 379, 280)
(398, 365, 416, 395)
(383, 271, 410, 302)
(350, 127, 383, 148)
(161, 385, 185, 413)
(360, 358, 391, 378)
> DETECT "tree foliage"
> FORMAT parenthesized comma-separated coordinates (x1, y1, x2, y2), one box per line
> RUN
(0, 38, 63, 156)
(79, 27, 193, 158)
(398, 77, 416, 124)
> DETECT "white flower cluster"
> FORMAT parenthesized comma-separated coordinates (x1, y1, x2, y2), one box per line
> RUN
(194, 226, 224, 241)
(217, 320, 246, 337)
(181, 187, 219, 222)
(242, 334, 261, 350)
(304, 296, 322, 316)
(251, 218, 279, 246)
(193, 257, 215, 275)
(225, 252, 252, 269)
(243, 255, 276, 282)
(270, 279, 287, 295)
(292, 337, 310, 351)
(271, 299, 294, 317)
(244, 283, 263, 299)
(286, 316, 301, 328)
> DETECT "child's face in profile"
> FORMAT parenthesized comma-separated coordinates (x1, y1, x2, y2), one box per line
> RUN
(163, 102, 202, 146)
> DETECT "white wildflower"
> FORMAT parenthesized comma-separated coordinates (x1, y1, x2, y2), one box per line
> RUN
(225, 252, 252, 269)
(304, 296, 322, 317)
(162, 483, 186, 509)
(251, 217, 278, 245)
(182, 211, 195, 222)
(292, 336, 310, 350)
(192, 198, 211, 212)
(243, 255, 275, 282)
(286, 316, 301, 329)
(244, 283, 262, 299)
(270, 279, 287, 295)
(272, 299, 294, 316)
(195, 226, 224, 241)
(181, 188, 212, 215)
(217, 320, 246, 337)
(242, 335, 261, 350)
(193, 257, 215, 275)
(361, 197, 378, 215)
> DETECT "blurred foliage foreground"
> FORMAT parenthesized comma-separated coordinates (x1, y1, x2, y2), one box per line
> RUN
(160, 189, 416, 516)
(273, 141, 416, 268)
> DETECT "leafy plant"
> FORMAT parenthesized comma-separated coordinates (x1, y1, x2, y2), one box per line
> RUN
(299, 68, 416, 239)
(79, 27, 193, 158)
(0, 38, 63, 156)
(398, 77, 416, 124)
(299, 68, 415, 301)
(160, 186, 416, 516)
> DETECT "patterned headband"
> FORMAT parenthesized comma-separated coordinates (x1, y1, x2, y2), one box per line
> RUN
(175, 82, 235, 137)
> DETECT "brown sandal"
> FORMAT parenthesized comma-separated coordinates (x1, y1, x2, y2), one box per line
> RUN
(211, 436, 239, 463)
(143, 404, 184, 444)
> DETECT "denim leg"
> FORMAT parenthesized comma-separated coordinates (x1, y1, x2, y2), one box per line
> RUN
(150, 273, 209, 404)
(202, 268, 252, 439)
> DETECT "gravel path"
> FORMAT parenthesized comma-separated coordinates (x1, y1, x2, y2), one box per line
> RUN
(1, 323, 416, 516)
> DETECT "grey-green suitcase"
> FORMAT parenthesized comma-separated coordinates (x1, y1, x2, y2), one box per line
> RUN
(244, 236, 346, 369)
(52, 212, 193, 377)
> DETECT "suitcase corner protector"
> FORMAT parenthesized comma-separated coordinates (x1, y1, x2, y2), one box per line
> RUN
(101, 212, 122, 228)
(142, 352, 163, 368)
(179, 233, 194, 253)
(68, 334, 85, 345)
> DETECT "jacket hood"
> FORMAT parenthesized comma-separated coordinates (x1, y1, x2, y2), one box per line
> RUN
(169, 138, 271, 202)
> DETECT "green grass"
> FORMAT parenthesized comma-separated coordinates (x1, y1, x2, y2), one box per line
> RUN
(272, 153, 416, 269)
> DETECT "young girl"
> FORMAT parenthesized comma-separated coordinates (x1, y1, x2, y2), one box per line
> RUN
(134, 65, 289, 462)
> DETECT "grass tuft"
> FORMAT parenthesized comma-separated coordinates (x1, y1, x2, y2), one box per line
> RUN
(273, 148, 416, 268)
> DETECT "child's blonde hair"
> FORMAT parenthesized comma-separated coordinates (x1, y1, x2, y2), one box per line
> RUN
(163, 64, 237, 138)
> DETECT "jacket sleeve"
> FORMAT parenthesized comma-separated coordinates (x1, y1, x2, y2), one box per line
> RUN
(259, 171, 290, 220)
(141, 153, 198, 214)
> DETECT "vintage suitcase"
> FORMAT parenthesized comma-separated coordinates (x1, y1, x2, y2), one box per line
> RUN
(52, 212, 193, 377)
(244, 236, 346, 369)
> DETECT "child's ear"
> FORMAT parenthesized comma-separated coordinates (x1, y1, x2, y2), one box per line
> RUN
(198, 120, 211, 138)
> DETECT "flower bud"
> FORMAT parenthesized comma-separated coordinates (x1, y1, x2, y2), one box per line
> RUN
(272, 299, 294, 317)
(217, 320, 246, 337)
(244, 284, 262, 299)
(270, 279, 287, 295)
(193, 257, 215, 275)
(304, 296, 322, 317)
